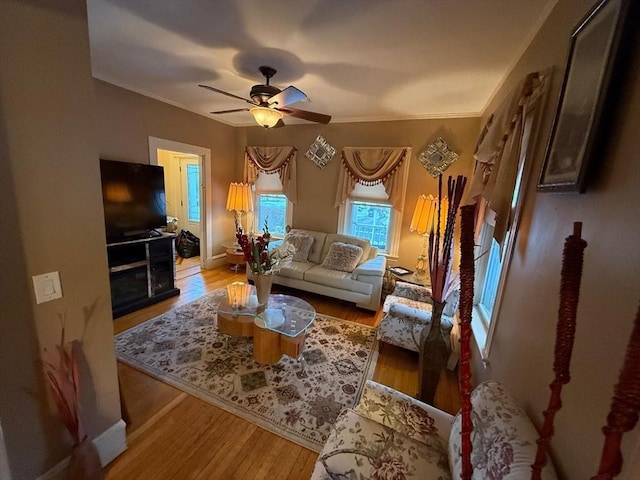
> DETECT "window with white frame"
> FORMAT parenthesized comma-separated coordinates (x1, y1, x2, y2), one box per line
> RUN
(472, 110, 536, 358)
(253, 172, 291, 236)
(339, 182, 401, 256)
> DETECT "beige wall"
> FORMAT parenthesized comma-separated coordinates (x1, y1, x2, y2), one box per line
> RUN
(473, 0, 640, 478)
(94, 80, 240, 254)
(0, 1, 121, 478)
(242, 118, 480, 269)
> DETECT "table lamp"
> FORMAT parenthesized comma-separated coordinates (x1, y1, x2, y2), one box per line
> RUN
(409, 194, 447, 277)
(226, 182, 253, 235)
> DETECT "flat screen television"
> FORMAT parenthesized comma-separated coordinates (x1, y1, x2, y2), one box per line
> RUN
(100, 159, 167, 242)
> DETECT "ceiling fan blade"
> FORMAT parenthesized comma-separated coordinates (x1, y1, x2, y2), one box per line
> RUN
(210, 108, 250, 114)
(273, 118, 286, 128)
(198, 84, 253, 104)
(278, 107, 331, 124)
(268, 86, 307, 108)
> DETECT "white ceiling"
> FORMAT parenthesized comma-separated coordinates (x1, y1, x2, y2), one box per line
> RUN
(87, 0, 557, 127)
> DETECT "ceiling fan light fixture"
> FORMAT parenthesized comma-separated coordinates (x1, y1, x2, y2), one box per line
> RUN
(250, 106, 283, 128)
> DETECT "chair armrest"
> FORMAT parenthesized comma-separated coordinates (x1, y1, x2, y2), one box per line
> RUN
(388, 302, 434, 324)
(351, 255, 386, 279)
(392, 281, 433, 302)
(355, 380, 453, 445)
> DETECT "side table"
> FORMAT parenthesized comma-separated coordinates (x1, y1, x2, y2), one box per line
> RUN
(225, 248, 245, 272)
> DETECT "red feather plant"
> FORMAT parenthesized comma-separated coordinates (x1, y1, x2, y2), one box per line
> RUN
(42, 313, 85, 446)
(428, 174, 467, 304)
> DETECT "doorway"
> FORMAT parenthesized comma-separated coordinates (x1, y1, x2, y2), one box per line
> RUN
(148, 137, 212, 274)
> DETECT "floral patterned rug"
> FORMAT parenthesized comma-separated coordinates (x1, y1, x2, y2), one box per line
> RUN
(114, 289, 379, 452)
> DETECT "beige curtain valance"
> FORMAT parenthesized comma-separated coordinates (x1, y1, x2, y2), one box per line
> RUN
(466, 69, 550, 244)
(244, 146, 297, 205)
(334, 147, 411, 210)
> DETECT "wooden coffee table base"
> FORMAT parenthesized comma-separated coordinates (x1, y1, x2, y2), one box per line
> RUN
(252, 324, 306, 365)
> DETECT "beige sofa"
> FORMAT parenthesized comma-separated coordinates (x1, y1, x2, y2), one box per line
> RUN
(248, 229, 386, 311)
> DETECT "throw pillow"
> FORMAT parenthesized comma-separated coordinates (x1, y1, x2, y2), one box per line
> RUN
(284, 232, 314, 262)
(321, 242, 363, 272)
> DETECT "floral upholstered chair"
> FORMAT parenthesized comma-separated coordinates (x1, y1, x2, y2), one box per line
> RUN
(377, 281, 460, 353)
(310, 380, 558, 480)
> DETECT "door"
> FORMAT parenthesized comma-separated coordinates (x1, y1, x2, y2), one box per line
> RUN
(180, 156, 201, 239)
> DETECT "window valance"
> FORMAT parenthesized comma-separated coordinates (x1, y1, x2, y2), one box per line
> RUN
(466, 69, 550, 244)
(334, 147, 411, 210)
(244, 146, 297, 205)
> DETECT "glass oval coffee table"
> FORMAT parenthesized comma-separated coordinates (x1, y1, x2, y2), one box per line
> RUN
(217, 284, 316, 365)
(253, 294, 316, 365)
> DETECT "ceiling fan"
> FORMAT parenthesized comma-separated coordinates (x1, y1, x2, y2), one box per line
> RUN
(199, 66, 331, 128)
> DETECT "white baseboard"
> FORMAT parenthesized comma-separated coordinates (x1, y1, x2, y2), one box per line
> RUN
(205, 253, 226, 269)
(37, 419, 127, 480)
(93, 419, 127, 466)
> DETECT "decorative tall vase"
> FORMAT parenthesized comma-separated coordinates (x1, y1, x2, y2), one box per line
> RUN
(418, 299, 448, 404)
(69, 437, 105, 480)
(254, 273, 273, 307)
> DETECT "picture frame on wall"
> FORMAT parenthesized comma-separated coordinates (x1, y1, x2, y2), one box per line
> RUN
(537, 0, 633, 193)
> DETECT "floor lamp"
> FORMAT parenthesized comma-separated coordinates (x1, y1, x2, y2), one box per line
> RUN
(226, 182, 254, 239)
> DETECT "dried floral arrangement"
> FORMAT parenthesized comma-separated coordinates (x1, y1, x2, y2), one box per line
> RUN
(236, 221, 294, 275)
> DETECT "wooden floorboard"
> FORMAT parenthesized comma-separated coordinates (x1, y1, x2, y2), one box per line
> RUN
(106, 265, 459, 479)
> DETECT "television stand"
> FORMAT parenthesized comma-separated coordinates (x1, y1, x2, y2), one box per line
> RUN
(106, 234, 180, 318)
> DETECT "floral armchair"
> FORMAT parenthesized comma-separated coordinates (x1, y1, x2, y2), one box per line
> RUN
(310, 380, 558, 479)
(377, 281, 460, 353)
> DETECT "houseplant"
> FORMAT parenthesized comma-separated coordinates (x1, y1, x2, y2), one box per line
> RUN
(419, 174, 467, 403)
(236, 221, 295, 304)
(42, 313, 104, 479)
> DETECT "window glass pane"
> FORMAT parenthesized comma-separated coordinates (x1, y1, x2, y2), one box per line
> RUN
(186, 164, 200, 222)
(349, 201, 391, 252)
(257, 194, 287, 235)
(479, 237, 502, 318)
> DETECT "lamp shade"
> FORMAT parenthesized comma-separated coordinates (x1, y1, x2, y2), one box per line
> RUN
(410, 194, 448, 235)
(226, 182, 253, 212)
(250, 106, 283, 128)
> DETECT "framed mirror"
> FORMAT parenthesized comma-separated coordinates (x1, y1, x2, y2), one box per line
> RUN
(305, 135, 336, 169)
(419, 137, 459, 177)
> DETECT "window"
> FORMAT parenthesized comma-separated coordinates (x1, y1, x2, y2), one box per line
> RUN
(472, 110, 537, 359)
(256, 193, 287, 235)
(185, 164, 200, 222)
(339, 182, 402, 256)
(254, 172, 291, 236)
(346, 201, 392, 251)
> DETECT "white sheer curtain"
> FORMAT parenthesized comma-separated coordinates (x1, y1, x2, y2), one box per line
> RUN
(244, 146, 298, 204)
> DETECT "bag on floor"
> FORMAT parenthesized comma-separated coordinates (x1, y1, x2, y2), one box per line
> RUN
(176, 230, 200, 258)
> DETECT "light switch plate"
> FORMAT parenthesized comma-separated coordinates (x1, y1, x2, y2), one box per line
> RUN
(32, 271, 63, 304)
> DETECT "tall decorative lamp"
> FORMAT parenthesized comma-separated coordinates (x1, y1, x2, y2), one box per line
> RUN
(226, 182, 253, 235)
(409, 194, 447, 278)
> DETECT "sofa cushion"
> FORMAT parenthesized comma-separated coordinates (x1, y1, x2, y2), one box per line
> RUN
(321, 233, 371, 265)
(321, 242, 363, 272)
(311, 408, 451, 480)
(275, 260, 315, 280)
(304, 265, 373, 295)
(355, 380, 453, 446)
(288, 229, 327, 264)
(283, 231, 315, 262)
(448, 381, 557, 480)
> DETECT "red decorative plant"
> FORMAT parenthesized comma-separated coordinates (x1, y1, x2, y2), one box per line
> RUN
(236, 221, 294, 275)
(42, 313, 84, 446)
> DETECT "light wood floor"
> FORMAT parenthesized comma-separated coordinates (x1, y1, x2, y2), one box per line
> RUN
(107, 265, 460, 479)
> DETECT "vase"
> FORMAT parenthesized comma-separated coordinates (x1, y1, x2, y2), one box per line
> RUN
(69, 437, 105, 480)
(254, 273, 273, 307)
(418, 299, 448, 404)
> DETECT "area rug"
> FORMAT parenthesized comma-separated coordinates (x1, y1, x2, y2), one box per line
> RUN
(114, 289, 379, 451)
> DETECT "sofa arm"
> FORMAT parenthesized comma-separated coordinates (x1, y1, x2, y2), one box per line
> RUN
(355, 380, 453, 446)
(392, 281, 433, 302)
(351, 255, 386, 279)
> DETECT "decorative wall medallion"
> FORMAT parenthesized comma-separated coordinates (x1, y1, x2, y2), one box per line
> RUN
(419, 137, 459, 177)
(305, 135, 336, 169)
